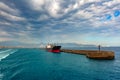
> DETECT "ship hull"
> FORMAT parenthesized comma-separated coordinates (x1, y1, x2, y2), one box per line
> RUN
(46, 46, 61, 53)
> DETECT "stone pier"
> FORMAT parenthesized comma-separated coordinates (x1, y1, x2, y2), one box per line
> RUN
(61, 49, 115, 60)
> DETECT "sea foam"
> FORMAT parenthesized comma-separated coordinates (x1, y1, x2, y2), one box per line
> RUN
(0, 74, 3, 80)
(0, 49, 18, 61)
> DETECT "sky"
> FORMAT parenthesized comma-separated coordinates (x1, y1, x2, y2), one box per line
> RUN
(0, 0, 120, 47)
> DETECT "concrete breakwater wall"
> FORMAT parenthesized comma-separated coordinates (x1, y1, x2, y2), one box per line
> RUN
(61, 49, 115, 60)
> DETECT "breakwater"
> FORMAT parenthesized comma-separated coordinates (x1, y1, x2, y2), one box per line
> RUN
(61, 49, 115, 60)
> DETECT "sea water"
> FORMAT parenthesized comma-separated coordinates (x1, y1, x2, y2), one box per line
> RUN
(0, 47, 120, 80)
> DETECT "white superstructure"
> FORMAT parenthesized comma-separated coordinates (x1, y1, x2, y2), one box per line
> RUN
(46, 44, 52, 48)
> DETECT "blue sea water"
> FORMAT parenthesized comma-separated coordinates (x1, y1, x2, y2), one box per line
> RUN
(0, 47, 120, 80)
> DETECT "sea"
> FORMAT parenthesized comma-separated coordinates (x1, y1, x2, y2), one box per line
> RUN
(0, 47, 120, 80)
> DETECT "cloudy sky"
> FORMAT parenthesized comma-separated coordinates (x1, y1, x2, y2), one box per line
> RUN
(0, 0, 120, 47)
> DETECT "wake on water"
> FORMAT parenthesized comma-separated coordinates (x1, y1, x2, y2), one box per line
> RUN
(0, 49, 18, 61)
(0, 74, 3, 80)
(0, 49, 18, 80)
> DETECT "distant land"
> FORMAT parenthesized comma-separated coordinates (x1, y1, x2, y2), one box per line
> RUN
(0, 41, 119, 49)
(59, 43, 96, 48)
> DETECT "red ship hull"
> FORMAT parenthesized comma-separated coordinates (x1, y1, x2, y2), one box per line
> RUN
(47, 46, 61, 53)
(49, 50, 60, 53)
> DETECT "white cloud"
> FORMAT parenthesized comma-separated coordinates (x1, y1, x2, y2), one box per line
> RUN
(46, 0, 61, 18)
(103, 0, 120, 7)
(0, 2, 20, 15)
(0, 30, 11, 36)
(0, 10, 26, 21)
(38, 14, 49, 21)
(26, 26, 33, 30)
(0, 38, 13, 42)
(0, 21, 12, 26)
(73, 10, 93, 19)
(27, 0, 102, 18)
(15, 33, 40, 44)
(65, 0, 120, 28)
(28, 0, 78, 18)
(29, 0, 45, 11)
(28, 0, 61, 17)
(6, 30, 38, 44)
(0, 2, 26, 21)
(14, 31, 28, 36)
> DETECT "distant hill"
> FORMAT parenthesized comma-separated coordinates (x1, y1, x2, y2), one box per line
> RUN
(58, 43, 96, 48)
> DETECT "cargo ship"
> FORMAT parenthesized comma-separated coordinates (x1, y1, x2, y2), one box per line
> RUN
(46, 44, 61, 53)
